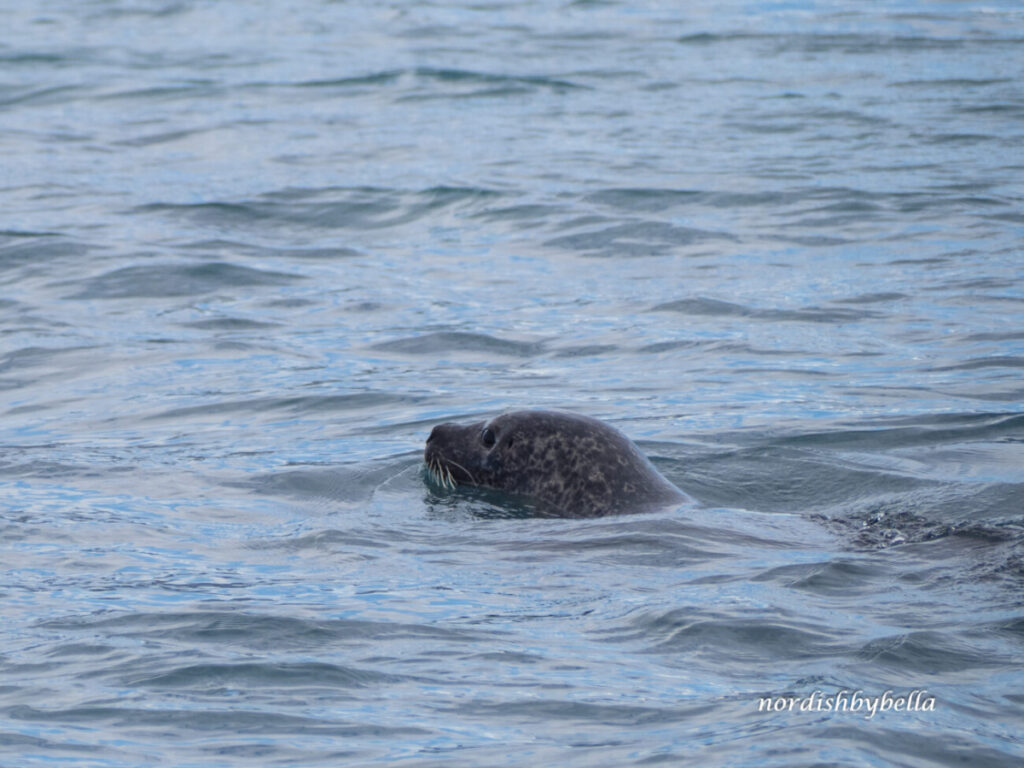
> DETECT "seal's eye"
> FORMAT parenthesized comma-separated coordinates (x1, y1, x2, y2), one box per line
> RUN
(481, 427, 496, 448)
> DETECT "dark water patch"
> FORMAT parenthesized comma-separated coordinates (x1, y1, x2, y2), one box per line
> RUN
(44, 642, 119, 659)
(296, 70, 403, 89)
(344, 300, 386, 312)
(544, 221, 734, 257)
(470, 203, 564, 223)
(0, 345, 96, 375)
(752, 558, 885, 597)
(550, 344, 620, 358)
(0, 230, 62, 238)
(921, 133, 996, 146)
(372, 332, 543, 358)
(891, 78, 1015, 89)
(448, 698, 695, 727)
(635, 340, 705, 354)
(651, 297, 877, 324)
(97, 82, 224, 102)
(0, 237, 89, 270)
(686, 29, 982, 55)
(609, 609, 849, 661)
(406, 84, 537, 99)
(130, 661, 412, 690)
(679, 445, 929, 514)
(958, 329, 1024, 342)
(933, 276, 1016, 291)
(887, 255, 950, 266)
(41, 610, 491, 652)
(774, 33, 972, 55)
(930, 356, 1024, 372)
(768, 233, 852, 247)
(0, 51, 75, 66)
(805, 725, 1021, 768)
(135, 185, 503, 232)
(779, 411, 1024, 452)
(182, 238, 363, 260)
(113, 127, 212, 148)
(856, 630, 1010, 679)
(5, 704, 429, 738)
(676, 32, 765, 46)
(67, 262, 303, 299)
(0, 460, 93, 479)
(584, 188, 703, 213)
(182, 317, 281, 331)
(960, 103, 1024, 117)
(987, 210, 1024, 224)
(86, 1, 192, 20)
(0, 84, 81, 108)
(414, 67, 587, 92)
(835, 292, 908, 304)
(151, 391, 416, 421)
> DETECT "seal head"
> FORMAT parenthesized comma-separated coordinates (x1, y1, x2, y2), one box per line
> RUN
(424, 410, 685, 517)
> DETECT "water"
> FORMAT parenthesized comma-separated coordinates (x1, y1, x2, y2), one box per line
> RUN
(2, 0, 1023, 765)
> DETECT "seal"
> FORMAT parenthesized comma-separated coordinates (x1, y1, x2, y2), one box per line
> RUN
(424, 410, 685, 517)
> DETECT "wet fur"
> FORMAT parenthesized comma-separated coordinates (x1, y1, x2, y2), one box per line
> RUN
(424, 410, 685, 517)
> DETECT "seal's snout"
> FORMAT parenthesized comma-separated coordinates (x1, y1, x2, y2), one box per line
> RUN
(426, 423, 455, 445)
(424, 422, 470, 490)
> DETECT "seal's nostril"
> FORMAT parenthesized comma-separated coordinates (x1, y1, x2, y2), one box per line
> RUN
(427, 426, 440, 443)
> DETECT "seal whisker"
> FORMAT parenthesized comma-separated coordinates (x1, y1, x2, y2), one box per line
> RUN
(426, 457, 460, 491)
(443, 458, 476, 486)
(427, 458, 444, 489)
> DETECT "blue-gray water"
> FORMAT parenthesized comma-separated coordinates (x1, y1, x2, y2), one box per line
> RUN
(2, 1, 1023, 765)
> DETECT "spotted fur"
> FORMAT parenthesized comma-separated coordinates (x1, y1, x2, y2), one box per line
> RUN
(424, 410, 685, 517)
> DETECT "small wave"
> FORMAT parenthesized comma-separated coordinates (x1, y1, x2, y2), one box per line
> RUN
(779, 411, 1024, 451)
(371, 332, 543, 358)
(551, 343, 620, 358)
(414, 67, 587, 92)
(182, 317, 281, 330)
(0, 236, 90, 271)
(651, 297, 877, 323)
(241, 459, 418, 504)
(0, 84, 80, 108)
(296, 70, 403, 89)
(42, 610, 490, 651)
(584, 187, 704, 213)
(752, 558, 886, 597)
(130, 661, 412, 690)
(544, 221, 735, 257)
(151, 391, 417, 421)
(182, 238, 364, 260)
(6, 704, 429, 738)
(606, 609, 849, 660)
(134, 186, 504, 232)
(929, 356, 1024, 372)
(67, 262, 303, 299)
(856, 630, 1009, 679)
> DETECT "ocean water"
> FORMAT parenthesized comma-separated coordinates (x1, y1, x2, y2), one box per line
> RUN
(2, 0, 1023, 765)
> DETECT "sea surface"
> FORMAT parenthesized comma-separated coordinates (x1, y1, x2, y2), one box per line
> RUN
(2, 1, 1023, 766)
